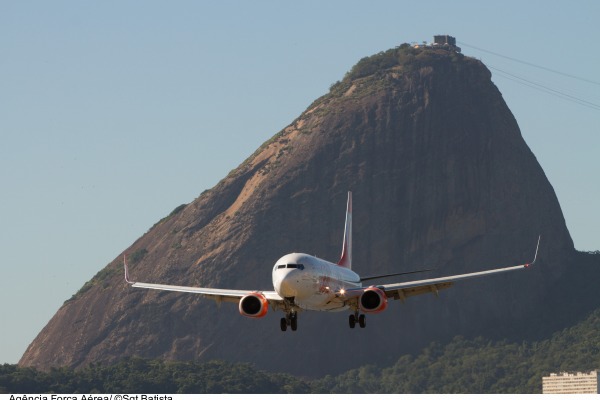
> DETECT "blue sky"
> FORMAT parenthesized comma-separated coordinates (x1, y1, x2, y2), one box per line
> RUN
(1, 1, 598, 364)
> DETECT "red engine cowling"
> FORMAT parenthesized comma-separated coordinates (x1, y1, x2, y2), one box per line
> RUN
(359, 286, 388, 313)
(239, 292, 269, 318)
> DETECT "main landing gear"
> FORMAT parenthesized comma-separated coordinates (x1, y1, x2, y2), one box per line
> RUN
(349, 312, 366, 329)
(280, 311, 298, 332)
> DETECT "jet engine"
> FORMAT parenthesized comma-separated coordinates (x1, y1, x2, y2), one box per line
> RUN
(359, 286, 388, 313)
(239, 292, 269, 318)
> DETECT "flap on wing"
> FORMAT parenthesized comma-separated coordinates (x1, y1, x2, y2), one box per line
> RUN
(386, 282, 454, 301)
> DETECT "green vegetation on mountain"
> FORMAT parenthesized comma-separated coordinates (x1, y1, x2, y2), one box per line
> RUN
(66, 247, 152, 304)
(343, 42, 465, 81)
(4, 306, 600, 393)
(0, 359, 310, 394)
(317, 307, 600, 393)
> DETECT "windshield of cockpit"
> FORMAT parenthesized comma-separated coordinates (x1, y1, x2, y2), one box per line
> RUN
(276, 263, 305, 270)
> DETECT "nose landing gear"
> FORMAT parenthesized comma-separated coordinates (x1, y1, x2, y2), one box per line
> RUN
(280, 311, 298, 332)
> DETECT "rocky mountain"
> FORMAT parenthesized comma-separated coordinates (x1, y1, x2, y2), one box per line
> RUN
(20, 44, 596, 376)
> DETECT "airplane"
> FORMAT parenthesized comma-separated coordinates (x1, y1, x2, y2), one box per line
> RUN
(124, 191, 540, 332)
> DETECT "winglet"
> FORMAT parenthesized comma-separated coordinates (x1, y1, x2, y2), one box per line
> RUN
(124, 254, 135, 284)
(337, 191, 352, 269)
(524, 235, 541, 268)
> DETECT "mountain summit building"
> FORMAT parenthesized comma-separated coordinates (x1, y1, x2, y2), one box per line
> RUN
(414, 35, 461, 52)
(433, 35, 460, 52)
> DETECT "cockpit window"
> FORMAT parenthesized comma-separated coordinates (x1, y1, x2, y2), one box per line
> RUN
(276, 264, 305, 270)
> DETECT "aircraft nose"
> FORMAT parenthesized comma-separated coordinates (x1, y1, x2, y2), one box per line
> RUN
(276, 269, 300, 298)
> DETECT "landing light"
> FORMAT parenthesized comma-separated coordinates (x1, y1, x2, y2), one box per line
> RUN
(340, 289, 346, 295)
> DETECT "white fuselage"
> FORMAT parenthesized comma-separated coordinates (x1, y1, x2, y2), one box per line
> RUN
(272, 253, 362, 312)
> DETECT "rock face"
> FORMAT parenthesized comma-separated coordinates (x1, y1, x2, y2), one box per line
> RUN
(20, 46, 580, 376)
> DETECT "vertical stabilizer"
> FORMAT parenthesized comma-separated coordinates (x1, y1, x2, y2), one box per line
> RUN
(337, 191, 352, 269)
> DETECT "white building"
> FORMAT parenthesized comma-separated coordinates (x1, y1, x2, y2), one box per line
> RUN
(542, 370, 599, 394)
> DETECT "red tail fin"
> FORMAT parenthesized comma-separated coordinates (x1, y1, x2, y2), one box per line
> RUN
(337, 191, 352, 269)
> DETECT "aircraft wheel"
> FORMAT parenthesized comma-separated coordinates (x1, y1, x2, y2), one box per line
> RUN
(349, 314, 356, 329)
(280, 318, 287, 332)
(359, 314, 366, 328)
(290, 314, 298, 331)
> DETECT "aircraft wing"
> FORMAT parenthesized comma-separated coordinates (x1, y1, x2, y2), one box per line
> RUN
(381, 236, 540, 301)
(124, 257, 283, 304)
(129, 282, 283, 303)
(380, 263, 529, 301)
(343, 236, 541, 302)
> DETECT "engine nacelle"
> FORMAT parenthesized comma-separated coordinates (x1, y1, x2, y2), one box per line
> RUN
(359, 286, 388, 313)
(239, 292, 269, 318)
